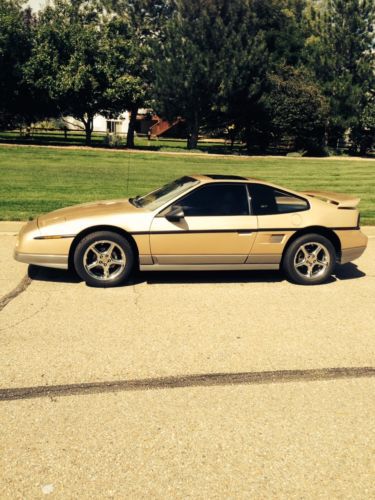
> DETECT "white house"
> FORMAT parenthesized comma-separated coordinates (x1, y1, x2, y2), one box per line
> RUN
(65, 111, 131, 135)
(63, 109, 182, 138)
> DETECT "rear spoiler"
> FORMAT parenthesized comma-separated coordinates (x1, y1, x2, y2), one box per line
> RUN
(302, 190, 360, 209)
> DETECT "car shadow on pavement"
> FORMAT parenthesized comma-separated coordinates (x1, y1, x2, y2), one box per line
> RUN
(28, 265, 82, 284)
(27, 262, 366, 287)
(28, 265, 285, 286)
(334, 262, 366, 281)
(138, 269, 285, 285)
(139, 263, 366, 286)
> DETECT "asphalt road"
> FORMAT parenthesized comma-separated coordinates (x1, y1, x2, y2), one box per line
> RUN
(1, 224, 375, 499)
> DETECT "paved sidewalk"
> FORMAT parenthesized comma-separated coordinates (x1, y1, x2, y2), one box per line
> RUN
(0, 221, 25, 234)
(0, 233, 27, 297)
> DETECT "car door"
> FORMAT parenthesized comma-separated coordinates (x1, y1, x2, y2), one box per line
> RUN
(247, 183, 310, 265)
(149, 183, 258, 265)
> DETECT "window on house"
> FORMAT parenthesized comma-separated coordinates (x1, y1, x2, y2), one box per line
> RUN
(107, 121, 121, 133)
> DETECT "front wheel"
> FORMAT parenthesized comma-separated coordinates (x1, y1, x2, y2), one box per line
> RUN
(74, 231, 135, 287)
(282, 234, 336, 285)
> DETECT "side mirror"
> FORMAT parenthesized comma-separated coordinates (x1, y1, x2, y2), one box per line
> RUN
(166, 205, 184, 222)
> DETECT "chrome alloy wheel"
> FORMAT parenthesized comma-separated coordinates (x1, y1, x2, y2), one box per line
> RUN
(293, 242, 330, 280)
(83, 240, 126, 281)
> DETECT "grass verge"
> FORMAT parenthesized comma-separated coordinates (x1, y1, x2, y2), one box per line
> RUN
(0, 145, 374, 223)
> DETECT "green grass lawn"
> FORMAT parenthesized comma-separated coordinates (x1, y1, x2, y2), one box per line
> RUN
(0, 145, 374, 223)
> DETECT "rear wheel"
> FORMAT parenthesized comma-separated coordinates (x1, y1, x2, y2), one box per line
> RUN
(74, 231, 135, 287)
(282, 233, 336, 285)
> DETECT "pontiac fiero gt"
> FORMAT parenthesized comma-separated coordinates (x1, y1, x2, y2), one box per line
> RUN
(15, 174, 367, 286)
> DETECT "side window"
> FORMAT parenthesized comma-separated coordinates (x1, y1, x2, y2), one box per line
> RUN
(249, 184, 309, 215)
(178, 184, 249, 216)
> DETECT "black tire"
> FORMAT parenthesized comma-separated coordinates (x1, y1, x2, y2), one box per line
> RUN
(74, 231, 135, 287)
(282, 233, 336, 285)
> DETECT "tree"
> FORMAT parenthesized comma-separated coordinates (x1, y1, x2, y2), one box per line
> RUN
(25, 0, 143, 145)
(154, 0, 268, 149)
(0, 0, 33, 128)
(103, 0, 172, 147)
(100, 14, 147, 148)
(252, 0, 307, 66)
(206, 1, 268, 151)
(153, 0, 313, 151)
(351, 98, 375, 155)
(304, 0, 375, 148)
(25, 0, 107, 144)
(232, 0, 310, 152)
(261, 66, 329, 154)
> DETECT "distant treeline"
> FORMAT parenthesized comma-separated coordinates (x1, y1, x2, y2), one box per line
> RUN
(0, 0, 374, 155)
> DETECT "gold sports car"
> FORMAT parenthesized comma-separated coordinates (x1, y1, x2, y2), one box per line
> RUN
(15, 174, 368, 286)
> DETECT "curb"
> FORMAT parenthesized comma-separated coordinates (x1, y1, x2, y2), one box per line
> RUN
(1, 142, 374, 161)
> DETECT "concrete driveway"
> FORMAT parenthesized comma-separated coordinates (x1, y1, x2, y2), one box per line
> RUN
(1, 224, 375, 499)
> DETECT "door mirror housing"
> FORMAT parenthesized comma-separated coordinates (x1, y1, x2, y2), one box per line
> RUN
(166, 205, 185, 222)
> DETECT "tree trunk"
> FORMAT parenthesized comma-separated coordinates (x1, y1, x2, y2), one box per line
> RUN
(245, 126, 253, 154)
(323, 120, 329, 149)
(187, 111, 199, 149)
(126, 105, 138, 148)
(82, 115, 93, 146)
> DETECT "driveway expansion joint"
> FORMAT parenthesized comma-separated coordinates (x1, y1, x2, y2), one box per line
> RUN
(1, 367, 374, 402)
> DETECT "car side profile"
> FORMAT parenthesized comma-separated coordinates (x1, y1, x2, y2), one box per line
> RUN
(14, 174, 368, 286)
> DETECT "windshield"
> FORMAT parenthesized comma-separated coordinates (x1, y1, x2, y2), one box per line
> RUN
(133, 176, 199, 211)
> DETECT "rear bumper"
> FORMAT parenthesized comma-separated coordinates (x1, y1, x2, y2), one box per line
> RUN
(14, 250, 68, 270)
(336, 228, 368, 264)
(340, 246, 367, 264)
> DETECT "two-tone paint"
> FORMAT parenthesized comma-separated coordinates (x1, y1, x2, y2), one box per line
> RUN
(14, 175, 368, 272)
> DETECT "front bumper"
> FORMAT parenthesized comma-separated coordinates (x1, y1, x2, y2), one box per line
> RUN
(14, 219, 72, 270)
(14, 250, 69, 270)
